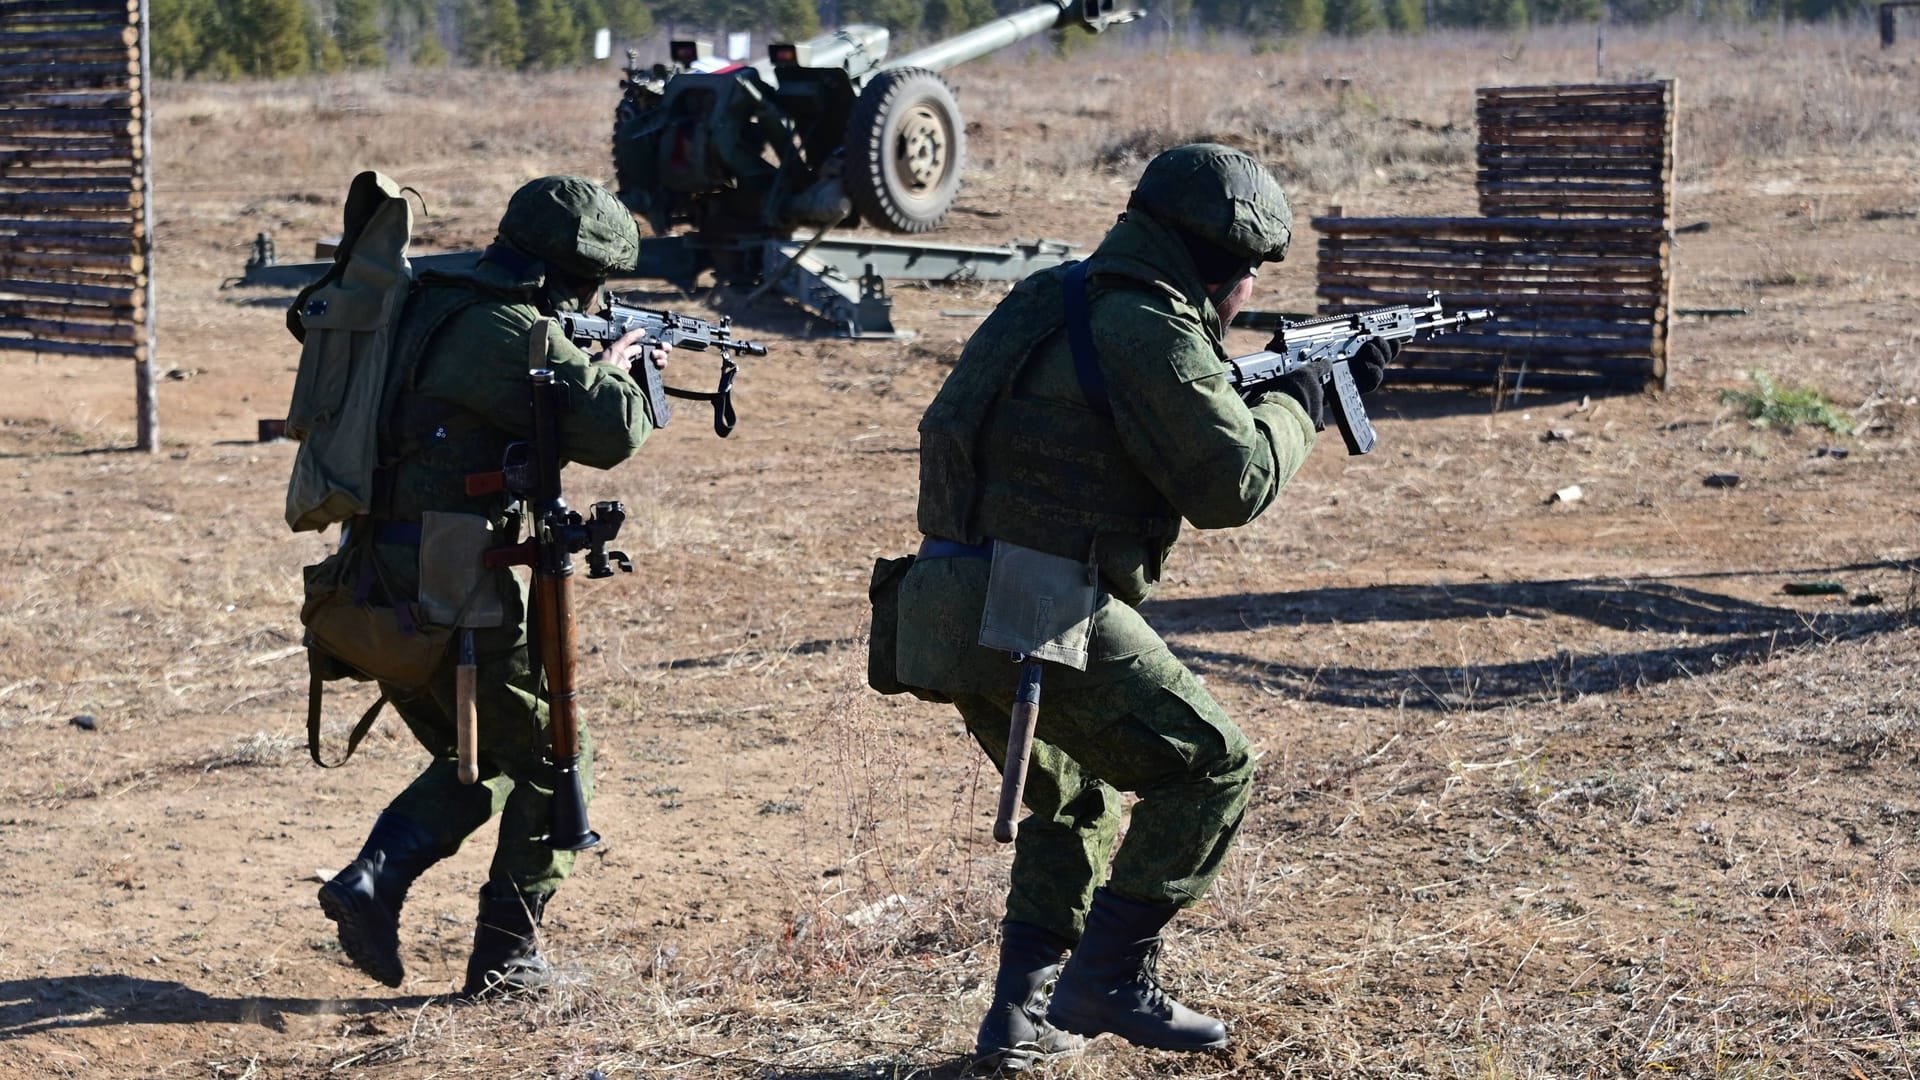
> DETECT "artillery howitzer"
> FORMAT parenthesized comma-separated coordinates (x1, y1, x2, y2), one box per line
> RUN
(616, 0, 1140, 238)
(234, 1, 1141, 338)
(610, 0, 1141, 336)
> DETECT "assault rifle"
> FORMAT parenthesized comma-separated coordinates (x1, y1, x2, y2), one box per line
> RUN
(1228, 292, 1492, 455)
(558, 297, 769, 438)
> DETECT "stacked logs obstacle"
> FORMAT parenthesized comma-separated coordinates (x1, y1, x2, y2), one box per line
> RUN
(0, 0, 158, 449)
(1315, 81, 1677, 393)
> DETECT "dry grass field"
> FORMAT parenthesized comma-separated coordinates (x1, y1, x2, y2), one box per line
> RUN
(3, 20, 1918, 1080)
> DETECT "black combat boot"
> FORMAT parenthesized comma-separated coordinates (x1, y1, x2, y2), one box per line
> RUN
(460, 882, 557, 998)
(317, 811, 444, 988)
(1044, 887, 1229, 1052)
(972, 922, 1084, 1073)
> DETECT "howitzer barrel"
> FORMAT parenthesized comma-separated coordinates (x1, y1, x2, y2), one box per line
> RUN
(884, 0, 1140, 74)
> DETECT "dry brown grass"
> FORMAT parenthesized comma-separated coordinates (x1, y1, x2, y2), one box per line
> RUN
(965, 22, 1920, 198)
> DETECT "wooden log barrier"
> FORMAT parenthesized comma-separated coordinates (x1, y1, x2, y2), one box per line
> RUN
(0, 0, 162, 447)
(0, 0, 139, 18)
(0, 296, 140, 322)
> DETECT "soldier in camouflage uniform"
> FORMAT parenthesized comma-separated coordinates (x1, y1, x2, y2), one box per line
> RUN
(888, 145, 1390, 1066)
(318, 176, 666, 998)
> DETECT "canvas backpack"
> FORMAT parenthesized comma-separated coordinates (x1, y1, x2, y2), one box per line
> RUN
(281, 172, 450, 767)
(283, 171, 418, 533)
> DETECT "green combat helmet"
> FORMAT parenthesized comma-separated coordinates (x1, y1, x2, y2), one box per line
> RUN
(497, 175, 640, 280)
(1127, 143, 1292, 283)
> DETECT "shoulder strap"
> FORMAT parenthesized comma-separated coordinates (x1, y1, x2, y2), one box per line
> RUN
(1062, 261, 1113, 419)
(306, 653, 389, 769)
(380, 284, 496, 456)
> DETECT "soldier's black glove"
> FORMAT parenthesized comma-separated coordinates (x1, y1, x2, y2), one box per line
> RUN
(1345, 339, 1398, 396)
(1263, 367, 1326, 431)
(1259, 335, 1399, 401)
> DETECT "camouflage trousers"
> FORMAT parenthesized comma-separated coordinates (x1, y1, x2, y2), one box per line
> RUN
(378, 617, 593, 899)
(948, 649, 1254, 945)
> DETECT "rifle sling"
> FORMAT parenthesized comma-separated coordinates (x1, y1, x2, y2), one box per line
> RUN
(662, 356, 739, 437)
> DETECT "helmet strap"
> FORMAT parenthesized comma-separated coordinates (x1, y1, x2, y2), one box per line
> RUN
(1205, 265, 1255, 315)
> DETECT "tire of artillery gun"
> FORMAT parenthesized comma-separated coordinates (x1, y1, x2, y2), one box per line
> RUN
(843, 67, 966, 234)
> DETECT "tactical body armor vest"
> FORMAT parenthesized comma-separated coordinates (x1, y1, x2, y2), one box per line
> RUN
(917, 256, 1186, 601)
(374, 259, 547, 527)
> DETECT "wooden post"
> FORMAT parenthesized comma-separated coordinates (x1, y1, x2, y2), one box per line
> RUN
(135, 0, 157, 451)
(1655, 79, 1676, 391)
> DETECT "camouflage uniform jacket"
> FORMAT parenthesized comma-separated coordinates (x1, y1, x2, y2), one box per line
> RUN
(899, 211, 1316, 683)
(924, 210, 1315, 601)
(370, 254, 655, 602)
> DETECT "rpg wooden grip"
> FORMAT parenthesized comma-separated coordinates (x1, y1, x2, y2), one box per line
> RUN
(993, 659, 1044, 844)
(455, 631, 479, 784)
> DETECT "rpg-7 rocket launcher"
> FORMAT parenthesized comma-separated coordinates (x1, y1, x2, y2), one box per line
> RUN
(613, 0, 1142, 241)
(1229, 293, 1494, 455)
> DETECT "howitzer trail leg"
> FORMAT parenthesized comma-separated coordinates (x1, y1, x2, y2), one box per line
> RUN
(1045, 887, 1229, 1052)
(317, 811, 444, 988)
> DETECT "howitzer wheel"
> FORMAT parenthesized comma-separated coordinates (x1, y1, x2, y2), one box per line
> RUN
(845, 68, 965, 234)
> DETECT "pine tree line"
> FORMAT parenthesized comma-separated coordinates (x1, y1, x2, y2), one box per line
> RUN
(150, 0, 1880, 79)
(150, 0, 658, 76)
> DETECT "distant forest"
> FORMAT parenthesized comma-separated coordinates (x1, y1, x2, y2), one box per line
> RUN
(151, 0, 1881, 78)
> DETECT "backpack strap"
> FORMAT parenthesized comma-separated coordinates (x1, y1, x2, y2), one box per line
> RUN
(306, 650, 390, 769)
(1061, 261, 1113, 419)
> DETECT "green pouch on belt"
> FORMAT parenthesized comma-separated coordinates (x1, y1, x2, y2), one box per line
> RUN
(867, 554, 951, 701)
(300, 536, 452, 693)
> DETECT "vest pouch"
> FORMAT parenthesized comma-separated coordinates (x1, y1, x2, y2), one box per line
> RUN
(301, 540, 452, 693)
(978, 541, 1096, 671)
(867, 555, 950, 702)
(915, 401, 979, 544)
(418, 511, 506, 628)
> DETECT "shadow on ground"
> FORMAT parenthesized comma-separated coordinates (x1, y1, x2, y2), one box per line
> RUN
(752, 1055, 978, 1080)
(1150, 566, 1912, 709)
(648, 567, 1912, 711)
(0, 974, 432, 1039)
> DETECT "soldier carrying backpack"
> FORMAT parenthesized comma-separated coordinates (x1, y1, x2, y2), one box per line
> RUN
(285, 174, 670, 997)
